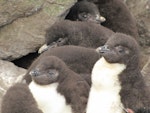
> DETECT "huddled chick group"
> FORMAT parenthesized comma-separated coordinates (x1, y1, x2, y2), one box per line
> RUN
(1, 0, 150, 113)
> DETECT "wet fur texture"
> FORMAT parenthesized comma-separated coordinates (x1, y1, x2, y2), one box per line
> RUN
(1, 83, 43, 113)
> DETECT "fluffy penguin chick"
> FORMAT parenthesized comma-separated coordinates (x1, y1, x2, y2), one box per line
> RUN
(28, 56, 90, 113)
(86, 57, 126, 113)
(38, 20, 113, 53)
(65, 1, 105, 24)
(25, 45, 100, 85)
(87, 33, 150, 113)
(1, 83, 43, 113)
(86, 0, 138, 38)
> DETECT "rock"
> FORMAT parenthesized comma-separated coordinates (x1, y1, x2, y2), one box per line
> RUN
(0, 60, 27, 112)
(142, 57, 150, 87)
(0, 0, 44, 27)
(0, 0, 75, 61)
(125, 0, 150, 47)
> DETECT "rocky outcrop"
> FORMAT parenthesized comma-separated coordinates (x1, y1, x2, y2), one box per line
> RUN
(0, 60, 27, 112)
(0, 0, 75, 61)
(0, 0, 43, 27)
(125, 0, 150, 47)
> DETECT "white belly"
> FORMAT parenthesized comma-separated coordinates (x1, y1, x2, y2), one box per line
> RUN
(29, 82, 72, 113)
(86, 57, 126, 113)
(86, 87, 124, 113)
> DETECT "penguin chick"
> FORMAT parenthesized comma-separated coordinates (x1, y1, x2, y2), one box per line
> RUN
(28, 56, 90, 113)
(65, 1, 105, 24)
(85, 0, 139, 38)
(38, 20, 113, 53)
(1, 83, 43, 113)
(25, 45, 100, 85)
(86, 33, 150, 113)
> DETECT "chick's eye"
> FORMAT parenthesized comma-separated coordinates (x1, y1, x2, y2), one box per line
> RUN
(48, 69, 59, 77)
(48, 71, 55, 75)
(116, 46, 125, 53)
(83, 14, 87, 18)
(118, 48, 124, 53)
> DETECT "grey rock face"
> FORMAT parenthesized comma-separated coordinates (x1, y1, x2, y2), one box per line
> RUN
(142, 57, 150, 87)
(0, 0, 43, 27)
(0, 0, 75, 61)
(125, 0, 150, 47)
(0, 60, 27, 112)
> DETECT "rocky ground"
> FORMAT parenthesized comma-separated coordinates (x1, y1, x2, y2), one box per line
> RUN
(0, 0, 150, 112)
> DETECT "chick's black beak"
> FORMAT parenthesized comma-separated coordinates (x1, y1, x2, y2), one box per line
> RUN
(29, 69, 40, 77)
(96, 45, 110, 54)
